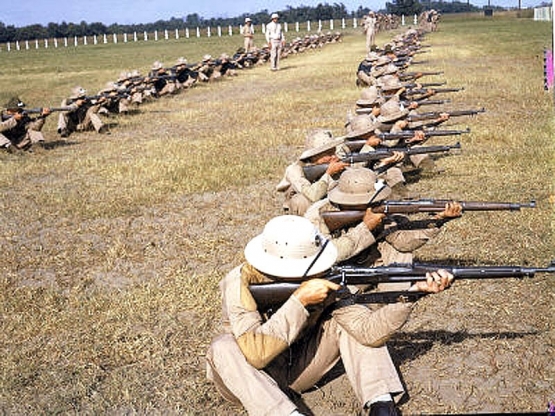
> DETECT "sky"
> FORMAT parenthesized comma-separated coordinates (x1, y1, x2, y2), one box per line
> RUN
(2, 0, 542, 27)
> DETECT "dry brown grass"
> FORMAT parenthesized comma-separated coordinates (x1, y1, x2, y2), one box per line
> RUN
(0, 12, 553, 415)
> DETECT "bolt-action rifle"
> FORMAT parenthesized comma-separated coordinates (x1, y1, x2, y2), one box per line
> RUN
(404, 87, 465, 95)
(406, 108, 485, 122)
(399, 71, 444, 81)
(355, 99, 451, 115)
(303, 143, 461, 182)
(377, 127, 471, 141)
(322, 199, 536, 233)
(22, 106, 74, 115)
(249, 260, 555, 311)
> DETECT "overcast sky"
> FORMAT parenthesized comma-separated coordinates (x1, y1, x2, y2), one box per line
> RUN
(2, 0, 540, 27)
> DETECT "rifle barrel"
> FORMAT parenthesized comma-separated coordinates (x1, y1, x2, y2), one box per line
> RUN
(249, 260, 555, 308)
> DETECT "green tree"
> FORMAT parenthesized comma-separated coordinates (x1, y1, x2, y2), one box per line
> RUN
(386, 0, 424, 15)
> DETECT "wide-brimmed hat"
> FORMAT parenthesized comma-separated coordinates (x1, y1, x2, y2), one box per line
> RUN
(101, 82, 117, 93)
(377, 98, 409, 123)
(377, 74, 404, 91)
(382, 63, 399, 76)
(5, 97, 25, 111)
(356, 86, 384, 107)
(175, 57, 188, 66)
(271, 13, 279, 19)
(328, 167, 391, 206)
(118, 71, 132, 82)
(245, 17, 252, 23)
(345, 115, 381, 139)
(151, 61, 164, 71)
(244, 215, 337, 279)
(364, 51, 380, 62)
(202, 54, 212, 62)
(299, 129, 344, 161)
(373, 55, 391, 67)
(70, 86, 87, 100)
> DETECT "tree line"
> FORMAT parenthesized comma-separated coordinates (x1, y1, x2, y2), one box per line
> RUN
(0, 1, 502, 43)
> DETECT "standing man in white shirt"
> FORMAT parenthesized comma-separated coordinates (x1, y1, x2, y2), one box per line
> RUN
(265, 13, 285, 71)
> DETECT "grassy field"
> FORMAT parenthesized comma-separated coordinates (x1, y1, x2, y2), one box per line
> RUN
(0, 12, 553, 415)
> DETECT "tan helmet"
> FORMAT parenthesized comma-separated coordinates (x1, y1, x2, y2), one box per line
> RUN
(328, 167, 391, 206)
(299, 129, 344, 161)
(345, 115, 380, 139)
(377, 97, 409, 123)
(70, 86, 87, 100)
(244, 215, 337, 279)
(356, 86, 384, 107)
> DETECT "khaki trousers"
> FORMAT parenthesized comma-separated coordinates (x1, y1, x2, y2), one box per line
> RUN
(270, 40, 282, 70)
(206, 313, 403, 416)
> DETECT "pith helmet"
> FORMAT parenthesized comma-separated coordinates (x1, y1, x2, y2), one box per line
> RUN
(244, 215, 337, 279)
(5, 97, 25, 111)
(377, 98, 409, 123)
(345, 115, 380, 139)
(328, 167, 391, 206)
(299, 129, 344, 161)
(175, 57, 188, 66)
(151, 61, 164, 71)
(378, 74, 404, 91)
(70, 86, 87, 100)
(356, 86, 384, 107)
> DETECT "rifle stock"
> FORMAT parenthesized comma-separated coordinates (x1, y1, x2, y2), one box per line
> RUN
(249, 260, 555, 310)
(323, 199, 536, 232)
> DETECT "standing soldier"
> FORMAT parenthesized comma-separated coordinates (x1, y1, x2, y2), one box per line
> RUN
(265, 13, 285, 71)
(363, 11, 377, 52)
(242, 18, 255, 52)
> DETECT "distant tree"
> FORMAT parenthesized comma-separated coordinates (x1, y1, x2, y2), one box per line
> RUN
(386, 0, 424, 15)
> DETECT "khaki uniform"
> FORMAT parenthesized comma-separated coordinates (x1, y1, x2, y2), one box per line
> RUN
(276, 160, 337, 216)
(304, 198, 442, 266)
(265, 20, 284, 70)
(57, 100, 105, 135)
(1, 112, 47, 149)
(242, 24, 255, 52)
(206, 264, 412, 415)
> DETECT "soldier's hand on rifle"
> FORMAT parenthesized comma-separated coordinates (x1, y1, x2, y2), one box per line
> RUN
(325, 156, 349, 176)
(75, 99, 86, 107)
(438, 112, 450, 122)
(409, 269, 454, 293)
(365, 136, 382, 148)
(363, 209, 385, 231)
(293, 278, 341, 307)
(393, 119, 409, 130)
(376, 151, 405, 168)
(435, 201, 463, 219)
(408, 101, 419, 110)
(41, 108, 51, 117)
(395, 86, 406, 97)
(405, 130, 426, 144)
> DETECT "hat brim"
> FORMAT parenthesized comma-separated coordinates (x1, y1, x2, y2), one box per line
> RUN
(377, 108, 409, 123)
(299, 137, 345, 161)
(244, 234, 337, 279)
(345, 124, 379, 139)
(328, 184, 391, 206)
